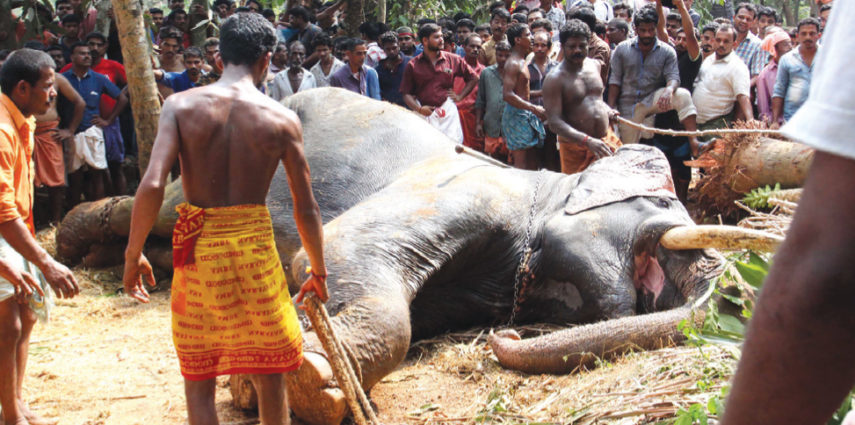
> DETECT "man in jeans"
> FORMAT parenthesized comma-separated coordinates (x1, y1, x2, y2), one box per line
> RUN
(771, 17, 821, 125)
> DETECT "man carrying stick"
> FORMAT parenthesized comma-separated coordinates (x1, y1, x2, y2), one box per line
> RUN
(122, 12, 328, 425)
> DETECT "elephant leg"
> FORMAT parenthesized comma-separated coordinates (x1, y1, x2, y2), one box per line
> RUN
(287, 295, 412, 425)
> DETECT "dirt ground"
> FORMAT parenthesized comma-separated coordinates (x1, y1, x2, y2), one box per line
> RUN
(20, 229, 737, 425)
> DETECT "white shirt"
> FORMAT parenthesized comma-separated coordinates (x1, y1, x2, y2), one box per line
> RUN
(269, 68, 317, 101)
(782, 0, 855, 160)
(310, 57, 346, 88)
(691, 52, 750, 124)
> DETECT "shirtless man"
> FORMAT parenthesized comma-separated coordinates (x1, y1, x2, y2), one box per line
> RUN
(33, 73, 85, 223)
(122, 13, 328, 425)
(544, 19, 621, 174)
(502, 22, 546, 170)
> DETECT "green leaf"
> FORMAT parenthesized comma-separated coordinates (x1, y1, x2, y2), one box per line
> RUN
(734, 260, 768, 289)
(191, 19, 210, 31)
(716, 314, 746, 336)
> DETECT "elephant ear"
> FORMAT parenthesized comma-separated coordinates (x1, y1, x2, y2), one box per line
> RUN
(565, 145, 678, 215)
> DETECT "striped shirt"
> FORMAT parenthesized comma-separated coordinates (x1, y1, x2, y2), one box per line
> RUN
(734, 32, 769, 77)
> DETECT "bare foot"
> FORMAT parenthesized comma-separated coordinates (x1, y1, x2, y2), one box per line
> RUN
(16, 402, 54, 425)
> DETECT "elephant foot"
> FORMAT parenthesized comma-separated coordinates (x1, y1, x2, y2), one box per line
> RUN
(286, 351, 348, 425)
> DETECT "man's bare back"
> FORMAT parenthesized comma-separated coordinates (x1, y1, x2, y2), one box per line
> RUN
(163, 82, 303, 207)
(505, 51, 532, 103)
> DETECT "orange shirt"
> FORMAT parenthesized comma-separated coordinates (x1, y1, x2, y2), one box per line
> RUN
(0, 94, 36, 233)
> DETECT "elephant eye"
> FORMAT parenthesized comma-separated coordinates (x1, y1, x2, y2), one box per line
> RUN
(657, 198, 670, 208)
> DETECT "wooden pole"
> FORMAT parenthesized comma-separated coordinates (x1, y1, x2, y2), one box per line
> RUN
(109, 0, 161, 175)
(376, 0, 386, 24)
(344, 0, 364, 37)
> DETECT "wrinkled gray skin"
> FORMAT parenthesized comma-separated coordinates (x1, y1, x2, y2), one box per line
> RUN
(274, 90, 724, 424)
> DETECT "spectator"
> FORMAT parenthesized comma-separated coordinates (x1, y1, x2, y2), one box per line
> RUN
(819, 3, 831, 32)
(480, 8, 511, 66)
(168, 0, 185, 11)
(269, 41, 316, 101)
(608, 5, 698, 146)
(567, 0, 614, 22)
(261, 8, 276, 24)
(401, 23, 478, 143)
(529, 19, 560, 61)
(269, 41, 289, 74)
(502, 23, 546, 170)
(202, 37, 219, 72)
(442, 29, 456, 53)
(757, 6, 778, 38)
(359, 21, 388, 67)
(540, 0, 566, 39)
(157, 29, 185, 72)
(700, 22, 720, 59)
(213, 0, 234, 22)
(330, 38, 380, 100)
(0, 48, 80, 425)
(665, 12, 681, 40)
(606, 18, 629, 47)
(475, 23, 492, 41)
(56, 0, 74, 20)
(475, 41, 511, 162)
(149, 7, 165, 29)
(310, 35, 345, 87)
(63, 42, 129, 203)
(692, 23, 752, 138)
(757, 30, 791, 123)
(70, 0, 97, 39)
(455, 19, 476, 57)
(59, 14, 82, 63)
(245, 0, 262, 13)
(527, 8, 545, 25)
(46, 45, 66, 70)
(287, 6, 323, 68)
(772, 17, 821, 124)
(512, 12, 528, 24)
(614, 2, 633, 23)
(166, 8, 190, 46)
(528, 30, 560, 170)
(155, 46, 204, 95)
(455, 34, 485, 151)
(569, 6, 610, 86)
(375, 31, 411, 106)
(733, 3, 769, 81)
(396, 26, 417, 56)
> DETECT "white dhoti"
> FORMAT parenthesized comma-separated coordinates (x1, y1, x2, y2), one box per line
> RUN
(70, 126, 107, 172)
(424, 97, 464, 144)
(0, 236, 52, 322)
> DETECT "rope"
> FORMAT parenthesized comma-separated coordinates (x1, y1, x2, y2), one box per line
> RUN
(616, 116, 784, 138)
(304, 295, 379, 425)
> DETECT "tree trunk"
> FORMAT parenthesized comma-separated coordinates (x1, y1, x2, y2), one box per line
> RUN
(95, 0, 113, 35)
(376, 0, 386, 23)
(189, 0, 211, 47)
(344, 0, 364, 37)
(110, 0, 162, 175)
(0, 0, 20, 50)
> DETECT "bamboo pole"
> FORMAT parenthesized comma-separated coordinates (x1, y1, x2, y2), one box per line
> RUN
(109, 0, 161, 175)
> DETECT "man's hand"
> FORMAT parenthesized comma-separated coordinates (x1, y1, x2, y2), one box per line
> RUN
(91, 116, 112, 128)
(586, 136, 614, 159)
(123, 254, 156, 303)
(40, 259, 78, 299)
(53, 128, 74, 143)
(673, 0, 687, 12)
(608, 109, 620, 125)
(0, 261, 44, 305)
(418, 105, 436, 116)
(475, 122, 484, 138)
(657, 89, 673, 112)
(531, 105, 547, 121)
(295, 273, 329, 310)
(447, 89, 462, 103)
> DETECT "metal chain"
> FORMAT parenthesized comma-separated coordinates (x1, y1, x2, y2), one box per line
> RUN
(508, 170, 545, 326)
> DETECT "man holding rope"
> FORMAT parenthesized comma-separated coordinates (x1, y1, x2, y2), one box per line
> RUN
(122, 12, 328, 424)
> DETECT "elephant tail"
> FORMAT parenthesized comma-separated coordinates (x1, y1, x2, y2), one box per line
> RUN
(488, 306, 705, 374)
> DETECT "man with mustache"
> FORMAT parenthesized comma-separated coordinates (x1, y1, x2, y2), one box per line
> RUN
(772, 17, 821, 125)
(700, 22, 719, 59)
(154, 47, 205, 96)
(544, 19, 620, 175)
(607, 4, 699, 149)
(502, 22, 545, 170)
(479, 8, 511, 66)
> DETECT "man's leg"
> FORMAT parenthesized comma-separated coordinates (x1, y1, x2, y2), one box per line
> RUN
(47, 187, 64, 224)
(108, 161, 126, 196)
(184, 378, 218, 425)
(511, 148, 540, 170)
(670, 88, 700, 149)
(250, 373, 287, 425)
(14, 305, 49, 425)
(0, 299, 24, 424)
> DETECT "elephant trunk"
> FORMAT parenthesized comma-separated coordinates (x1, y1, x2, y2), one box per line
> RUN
(488, 306, 704, 374)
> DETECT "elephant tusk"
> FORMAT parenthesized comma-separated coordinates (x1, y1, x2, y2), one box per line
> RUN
(660, 225, 784, 252)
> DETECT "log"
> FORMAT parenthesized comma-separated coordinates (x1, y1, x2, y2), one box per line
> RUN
(685, 123, 814, 220)
(110, 0, 162, 175)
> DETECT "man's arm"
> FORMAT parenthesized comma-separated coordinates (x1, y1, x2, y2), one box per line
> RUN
(122, 97, 181, 302)
(0, 219, 77, 298)
(54, 73, 85, 142)
(503, 60, 545, 119)
(736, 93, 753, 121)
(675, 0, 700, 59)
(654, 0, 670, 43)
(279, 113, 328, 304)
(607, 47, 623, 109)
(721, 152, 855, 425)
(771, 61, 789, 124)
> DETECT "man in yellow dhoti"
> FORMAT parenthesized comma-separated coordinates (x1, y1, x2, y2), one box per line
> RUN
(122, 12, 328, 425)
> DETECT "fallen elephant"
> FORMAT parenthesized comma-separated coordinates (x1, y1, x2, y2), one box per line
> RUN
(57, 89, 773, 425)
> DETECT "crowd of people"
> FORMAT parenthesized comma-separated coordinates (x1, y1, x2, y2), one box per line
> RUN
(0, 0, 834, 224)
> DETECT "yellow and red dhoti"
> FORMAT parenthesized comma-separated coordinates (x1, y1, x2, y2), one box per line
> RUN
(171, 203, 302, 381)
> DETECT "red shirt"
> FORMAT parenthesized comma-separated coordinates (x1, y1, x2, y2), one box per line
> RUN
(400, 50, 478, 107)
(62, 58, 126, 116)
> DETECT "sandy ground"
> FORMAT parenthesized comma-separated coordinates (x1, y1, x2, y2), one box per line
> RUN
(18, 230, 738, 425)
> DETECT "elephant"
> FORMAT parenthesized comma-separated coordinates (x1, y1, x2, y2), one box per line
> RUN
(55, 89, 771, 425)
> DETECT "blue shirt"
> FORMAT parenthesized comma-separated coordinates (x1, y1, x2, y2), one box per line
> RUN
(773, 48, 818, 121)
(329, 65, 381, 100)
(62, 69, 122, 133)
(161, 70, 198, 93)
(375, 54, 412, 106)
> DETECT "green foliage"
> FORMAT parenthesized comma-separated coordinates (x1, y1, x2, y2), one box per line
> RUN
(742, 183, 783, 209)
(475, 387, 510, 422)
(829, 390, 855, 425)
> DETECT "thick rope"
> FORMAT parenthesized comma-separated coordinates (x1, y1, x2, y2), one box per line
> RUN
(304, 295, 379, 425)
(616, 116, 783, 138)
